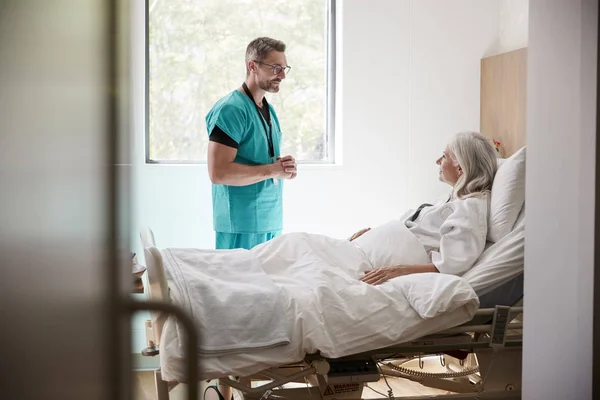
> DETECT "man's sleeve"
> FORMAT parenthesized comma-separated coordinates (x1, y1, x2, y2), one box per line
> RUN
(207, 103, 246, 144)
(209, 125, 239, 149)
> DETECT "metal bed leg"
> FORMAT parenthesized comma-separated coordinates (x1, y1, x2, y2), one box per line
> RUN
(475, 348, 522, 393)
(155, 368, 170, 400)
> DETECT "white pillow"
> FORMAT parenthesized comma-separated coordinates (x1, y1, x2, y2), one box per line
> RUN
(488, 146, 526, 242)
(352, 219, 431, 269)
(463, 206, 525, 296)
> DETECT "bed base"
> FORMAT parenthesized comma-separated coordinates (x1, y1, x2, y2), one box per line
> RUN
(142, 306, 522, 400)
(138, 228, 522, 399)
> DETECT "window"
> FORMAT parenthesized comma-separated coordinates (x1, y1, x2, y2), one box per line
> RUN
(147, 0, 336, 163)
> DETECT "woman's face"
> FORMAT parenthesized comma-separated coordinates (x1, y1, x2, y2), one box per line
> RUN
(436, 146, 461, 186)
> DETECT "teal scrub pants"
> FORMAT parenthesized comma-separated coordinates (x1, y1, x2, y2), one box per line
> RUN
(215, 231, 281, 250)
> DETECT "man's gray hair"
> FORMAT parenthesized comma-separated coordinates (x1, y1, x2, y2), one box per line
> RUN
(448, 131, 498, 199)
(245, 37, 286, 75)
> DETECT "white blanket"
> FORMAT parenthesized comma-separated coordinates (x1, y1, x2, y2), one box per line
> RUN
(162, 248, 292, 355)
(160, 221, 480, 380)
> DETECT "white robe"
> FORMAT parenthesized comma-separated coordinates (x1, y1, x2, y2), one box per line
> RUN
(404, 194, 490, 275)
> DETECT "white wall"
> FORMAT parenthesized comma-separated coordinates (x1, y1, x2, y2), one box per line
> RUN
(130, 0, 499, 353)
(498, 0, 529, 53)
(524, 0, 597, 398)
(483, 0, 529, 57)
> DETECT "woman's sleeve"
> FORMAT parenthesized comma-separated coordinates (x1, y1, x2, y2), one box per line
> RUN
(430, 198, 488, 275)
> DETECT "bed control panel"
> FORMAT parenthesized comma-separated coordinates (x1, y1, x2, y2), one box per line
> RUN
(326, 358, 380, 384)
(490, 305, 511, 347)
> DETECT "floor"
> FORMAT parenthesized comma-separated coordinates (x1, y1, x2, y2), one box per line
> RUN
(132, 368, 451, 400)
(133, 371, 159, 400)
(133, 373, 221, 400)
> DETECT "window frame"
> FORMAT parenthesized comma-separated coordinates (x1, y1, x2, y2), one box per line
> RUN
(144, 0, 337, 165)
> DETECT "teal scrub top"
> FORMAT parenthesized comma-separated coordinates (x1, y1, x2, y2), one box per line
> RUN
(206, 90, 283, 234)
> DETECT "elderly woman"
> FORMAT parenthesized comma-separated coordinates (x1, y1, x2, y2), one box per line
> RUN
(353, 131, 498, 285)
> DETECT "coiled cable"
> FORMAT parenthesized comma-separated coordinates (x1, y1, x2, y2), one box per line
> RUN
(382, 360, 479, 379)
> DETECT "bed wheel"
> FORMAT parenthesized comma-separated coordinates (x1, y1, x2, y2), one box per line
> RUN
(142, 346, 160, 356)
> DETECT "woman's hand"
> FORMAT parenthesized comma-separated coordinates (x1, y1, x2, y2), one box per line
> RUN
(361, 264, 439, 285)
(361, 266, 410, 285)
(349, 227, 370, 241)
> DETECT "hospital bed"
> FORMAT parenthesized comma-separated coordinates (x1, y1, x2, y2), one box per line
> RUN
(137, 145, 526, 400)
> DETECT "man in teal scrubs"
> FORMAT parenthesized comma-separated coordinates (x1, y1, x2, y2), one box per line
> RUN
(206, 37, 297, 250)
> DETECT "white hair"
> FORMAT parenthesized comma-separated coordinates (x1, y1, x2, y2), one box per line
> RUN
(447, 131, 498, 199)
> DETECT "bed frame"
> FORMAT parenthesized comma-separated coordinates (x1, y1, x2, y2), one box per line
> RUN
(139, 226, 523, 400)
(137, 48, 528, 400)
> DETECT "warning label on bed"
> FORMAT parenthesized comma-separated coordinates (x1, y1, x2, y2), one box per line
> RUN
(322, 383, 361, 397)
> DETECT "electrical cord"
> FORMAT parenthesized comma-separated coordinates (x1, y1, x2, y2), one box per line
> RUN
(383, 360, 479, 379)
(204, 385, 226, 400)
(364, 384, 389, 398)
(377, 363, 395, 399)
(479, 348, 497, 388)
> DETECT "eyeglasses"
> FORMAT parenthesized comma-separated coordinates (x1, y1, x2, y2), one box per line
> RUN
(254, 60, 291, 75)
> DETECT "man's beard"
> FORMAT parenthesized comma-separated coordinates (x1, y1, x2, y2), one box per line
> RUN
(259, 78, 281, 93)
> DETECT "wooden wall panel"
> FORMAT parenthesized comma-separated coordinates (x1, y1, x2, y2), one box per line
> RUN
(480, 48, 528, 157)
